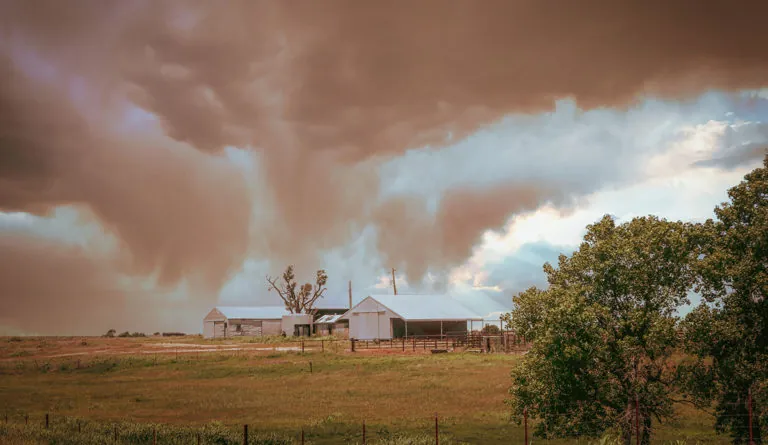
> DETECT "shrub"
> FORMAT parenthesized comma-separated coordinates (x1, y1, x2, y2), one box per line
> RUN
(118, 331, 131, 338)
(103, 329, 116, 338)
(481, 325, 501, 335)
(8, 336, 22, 342)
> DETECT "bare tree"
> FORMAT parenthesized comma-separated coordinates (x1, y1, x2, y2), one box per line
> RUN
(266, 265, 328, 314)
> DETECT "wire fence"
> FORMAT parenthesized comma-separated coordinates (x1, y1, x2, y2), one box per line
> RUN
(0, 410, 759, 445)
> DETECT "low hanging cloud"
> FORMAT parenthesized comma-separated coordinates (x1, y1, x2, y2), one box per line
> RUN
(373, 184, 565, 282)
(1, 1, 768, 333)
(0, 54, 251, 294)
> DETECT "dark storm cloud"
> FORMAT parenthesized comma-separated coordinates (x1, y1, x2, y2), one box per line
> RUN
(1, 0, 767, 331)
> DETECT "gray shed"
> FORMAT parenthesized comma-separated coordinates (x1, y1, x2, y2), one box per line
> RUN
(203, 306, 289, 338)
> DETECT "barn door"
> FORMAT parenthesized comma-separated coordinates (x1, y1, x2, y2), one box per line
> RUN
(357, 313, 381, 339)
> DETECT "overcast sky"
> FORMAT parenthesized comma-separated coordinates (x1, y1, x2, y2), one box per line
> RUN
(1, 1, 767, 335)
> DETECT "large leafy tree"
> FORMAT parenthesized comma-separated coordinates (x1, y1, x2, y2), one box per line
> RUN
(506, 215, 697, 444)
(681, 155, 768, 444)
(266, 265, 328, 314)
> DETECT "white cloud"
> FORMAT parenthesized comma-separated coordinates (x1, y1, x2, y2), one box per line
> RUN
(454, 118, 760, 293)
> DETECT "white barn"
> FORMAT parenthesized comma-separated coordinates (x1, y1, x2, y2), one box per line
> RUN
(340, 294, 498, 340)
(203, 306, 289, 338)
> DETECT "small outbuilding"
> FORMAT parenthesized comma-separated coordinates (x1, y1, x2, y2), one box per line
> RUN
(313, 314, 349, 338)
(203, 306, 288, 339)
(339, 294, 488, 340)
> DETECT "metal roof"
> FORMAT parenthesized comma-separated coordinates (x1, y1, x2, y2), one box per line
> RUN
(361, 294, 486, 321)
(215, 306, 290, 320)
(315, 314, 343, 324)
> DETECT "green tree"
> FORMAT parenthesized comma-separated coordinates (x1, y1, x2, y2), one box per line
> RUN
(266, 265, 328, 314)
(506, 215, 697, 444)
(501, 286, 549, 342)
(681, 155, 768, 444)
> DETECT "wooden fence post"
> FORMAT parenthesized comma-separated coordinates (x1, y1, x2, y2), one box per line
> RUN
(524, 407, 528, 445)
(25, 414, 28, 425)
(153, 428, 157, 445)
(748, 388, 754, 445)
(301, 428, 305, 444)
(635, 396, 640, 445)
(114, 424, 118, 442)
(435, 413, 439, 445)
(363, 420, 366, 445)
(45, 413, 49, 429)
(243, 424, 248, 445)
(321, 340, 324, 352)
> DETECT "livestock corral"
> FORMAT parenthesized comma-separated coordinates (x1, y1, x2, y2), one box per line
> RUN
(0, 335, 728, 444)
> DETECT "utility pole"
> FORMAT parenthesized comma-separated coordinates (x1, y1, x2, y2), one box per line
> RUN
(348, 280, 353, 309)
(391, 268, 397, 295)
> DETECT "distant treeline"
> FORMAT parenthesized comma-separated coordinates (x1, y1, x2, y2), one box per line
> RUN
(102, 329, 186, 338)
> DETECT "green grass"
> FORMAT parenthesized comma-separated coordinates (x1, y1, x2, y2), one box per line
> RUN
(0, 347, 731, 444)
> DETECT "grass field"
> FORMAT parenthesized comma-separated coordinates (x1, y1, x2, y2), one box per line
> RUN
(0, 336, 730, 444)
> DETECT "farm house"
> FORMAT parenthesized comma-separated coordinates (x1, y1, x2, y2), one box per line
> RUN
(340, 294, 503, 340)
(203, 306, 288, 338)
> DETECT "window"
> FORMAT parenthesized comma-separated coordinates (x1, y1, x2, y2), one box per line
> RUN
(235, 324, 242, 332)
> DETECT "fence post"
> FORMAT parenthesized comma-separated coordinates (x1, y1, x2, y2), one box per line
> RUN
(322, 340, 324, 352)
(363, 420, 366, 445)
(301, 340, 304, 354)
(524, 407, 528, 445)
(351, 339, 356, 352)
(748, 388, 754, 445)
(301, 428, 305, 445)
(197, 432, 201, 445)
(435, 413, 439, 445)
(635, 396, 640, 445)
(309, 361, 313, 374)
(25, 414, 28, 425)
(45, 413, 49, 429)
(243, 424, 248, 445)
(153, 428, 157, 445)
(114, 424, 118, 442)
